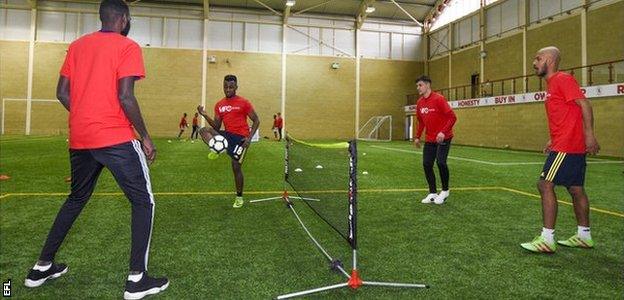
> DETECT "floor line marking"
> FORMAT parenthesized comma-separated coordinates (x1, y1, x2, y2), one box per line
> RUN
(370, 146, 623, 165)
(0, 186, 500, 199)
(499, 187, 624, 218)
(2, 186, 621, 218)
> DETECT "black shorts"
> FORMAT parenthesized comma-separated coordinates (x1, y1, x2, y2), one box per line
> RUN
(540, 151, 586, 187)
(220, 131, 248, 163)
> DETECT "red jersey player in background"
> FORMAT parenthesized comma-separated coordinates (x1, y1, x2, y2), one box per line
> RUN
(190, 112, 199, 141)
(275, 112, 283, 141)
(176, 113, 188, 139)
(197, 75, 260, 208)
(413, 75, 457, 205)
(521, 46, 600, 253)
(272, 114, 279, 140)
(271, 112, 284, 141)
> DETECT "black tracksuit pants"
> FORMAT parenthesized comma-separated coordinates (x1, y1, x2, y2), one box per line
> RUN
(38, 140, 155, 272)
(422, 139, 452, 194)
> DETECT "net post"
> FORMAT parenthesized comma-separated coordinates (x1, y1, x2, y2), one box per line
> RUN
(348, 140, 358, 270)
(282, 134, 292, 208)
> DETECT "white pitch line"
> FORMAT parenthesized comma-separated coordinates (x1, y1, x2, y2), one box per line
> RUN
(370, 146, 623, 166)
(447, 145, 613, 162)
(370, 146, 499, 165)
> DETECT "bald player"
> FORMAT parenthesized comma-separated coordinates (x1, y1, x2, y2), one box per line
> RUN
(520, 46, 600, 253)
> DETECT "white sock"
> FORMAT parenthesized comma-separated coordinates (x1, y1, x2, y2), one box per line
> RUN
(33, 263, 51, 272)
(577, 226, 591, 240)
(541, 227, 555, 244)
(128, 272, 144, 282)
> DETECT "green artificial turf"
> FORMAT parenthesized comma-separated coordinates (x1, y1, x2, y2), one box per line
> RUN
(1, 136, 622, 299)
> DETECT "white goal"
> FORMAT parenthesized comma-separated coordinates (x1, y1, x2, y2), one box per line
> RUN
(358, 115, 392, 141)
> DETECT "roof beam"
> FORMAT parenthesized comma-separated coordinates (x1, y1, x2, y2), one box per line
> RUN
(292, 0, 336, 16)
(283, 2, 291, 23)
(251, 0, 282, 16)
(389, 0, 423, 26)
(378, 0, 433, 9)
(203, 0, 209, 19)
(356, 0, 376, 29)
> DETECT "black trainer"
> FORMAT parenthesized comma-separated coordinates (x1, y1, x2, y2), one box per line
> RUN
(24, 263, 68, 288)
(123, 273, 169, 300)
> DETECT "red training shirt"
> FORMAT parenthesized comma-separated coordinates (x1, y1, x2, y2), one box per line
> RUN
(415, 92, 457, 143)
(545, 72, 586, 154)
(192, 116, 199, 126)
(60, 31, 145, 149)
(275, 117, 283, 128)
(179, 117, 188, 128)
(214, 95, 254, 137)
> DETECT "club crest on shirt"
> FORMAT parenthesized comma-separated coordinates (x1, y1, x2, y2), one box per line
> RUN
(218, 105, 241, 113)
(420, 107, 436, 114)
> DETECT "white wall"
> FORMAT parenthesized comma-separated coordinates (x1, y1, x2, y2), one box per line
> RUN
(0, 0, 31, 41)
(361, 19, 423, 60)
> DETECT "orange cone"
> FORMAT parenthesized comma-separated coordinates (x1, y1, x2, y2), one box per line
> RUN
(348, 269, 363, 289)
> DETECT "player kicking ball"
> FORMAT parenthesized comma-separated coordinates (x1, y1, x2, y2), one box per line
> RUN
(197, 75, 260, 208)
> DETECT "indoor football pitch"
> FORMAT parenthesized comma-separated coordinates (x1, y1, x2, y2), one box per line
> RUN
(1, 136, 622, 299)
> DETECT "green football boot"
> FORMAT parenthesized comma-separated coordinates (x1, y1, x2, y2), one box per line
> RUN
(557, 235, 594, 248)
(520, 236, 556, 253)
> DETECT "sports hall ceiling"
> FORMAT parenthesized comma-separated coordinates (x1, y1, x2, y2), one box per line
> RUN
(129, 0, 436, 23)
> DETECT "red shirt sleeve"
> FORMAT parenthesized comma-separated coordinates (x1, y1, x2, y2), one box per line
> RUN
(438, 95, 453, 113)
(60, 45, 73, 78)
(245, 100, 254, 115)
(438, 96, 457, 133)
(117, 42, 145, 80)
(558, 75, 586, 103)
(415, 103, 424, 140)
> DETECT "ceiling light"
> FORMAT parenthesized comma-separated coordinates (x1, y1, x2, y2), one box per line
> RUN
(365, 6, 375, 13)
(286, 0, 295, 7)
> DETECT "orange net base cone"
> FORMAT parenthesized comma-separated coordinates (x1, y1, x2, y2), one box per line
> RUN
(347, 269, 363, 289)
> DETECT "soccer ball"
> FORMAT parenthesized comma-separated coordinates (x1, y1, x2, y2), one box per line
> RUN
(208, 135, 228, 154)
